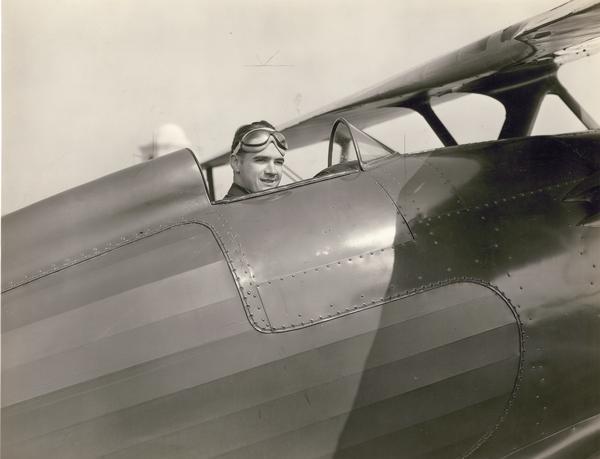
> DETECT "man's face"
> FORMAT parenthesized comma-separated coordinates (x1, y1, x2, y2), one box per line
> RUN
(233, 143, 284, 192)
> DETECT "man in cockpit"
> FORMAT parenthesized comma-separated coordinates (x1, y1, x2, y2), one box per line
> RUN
(224, 121, 288, 199)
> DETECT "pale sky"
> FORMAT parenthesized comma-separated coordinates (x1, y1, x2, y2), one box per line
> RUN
(3, 0, 599, 213)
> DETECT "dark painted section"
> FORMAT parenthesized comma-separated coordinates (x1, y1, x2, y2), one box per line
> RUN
(366, 132, 600, 457)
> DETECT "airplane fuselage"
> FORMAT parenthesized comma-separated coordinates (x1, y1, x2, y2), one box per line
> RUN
(2, 133, 599, 458)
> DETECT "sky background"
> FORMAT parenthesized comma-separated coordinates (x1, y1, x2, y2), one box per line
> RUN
(3, 0, 600, 213)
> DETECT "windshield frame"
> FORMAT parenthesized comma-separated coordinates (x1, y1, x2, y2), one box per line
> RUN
(328, 118, 398, 170)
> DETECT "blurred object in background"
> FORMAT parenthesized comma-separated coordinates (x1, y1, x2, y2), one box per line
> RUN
(139, 124, 192, 161)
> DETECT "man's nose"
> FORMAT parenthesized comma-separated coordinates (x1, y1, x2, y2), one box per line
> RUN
(265, 161, 276, 174)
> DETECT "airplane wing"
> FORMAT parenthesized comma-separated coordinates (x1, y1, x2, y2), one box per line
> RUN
(202, 0, 600, 169)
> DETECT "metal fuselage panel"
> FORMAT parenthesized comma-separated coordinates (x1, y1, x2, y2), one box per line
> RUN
(2, 134, 599, 458)
(367, 133, 600, 456)
(2, 279, 521, 459)
(211, 172, 411, 331)
(1, 150, 210, 292)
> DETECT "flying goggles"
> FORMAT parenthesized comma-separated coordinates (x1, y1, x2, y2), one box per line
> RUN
(232, 128, 288, 156)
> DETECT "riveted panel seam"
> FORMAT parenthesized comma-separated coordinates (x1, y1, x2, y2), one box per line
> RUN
(210, 211, 272, 332)
(424, 157, 470, 209)
(414, 177, 582, 227)
(259, 244, 405, 285)
(2, 218, 196, 293)
(462, 280, 526, 458)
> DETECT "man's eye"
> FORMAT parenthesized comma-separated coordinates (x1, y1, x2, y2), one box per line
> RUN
(275, 160, 284, 166)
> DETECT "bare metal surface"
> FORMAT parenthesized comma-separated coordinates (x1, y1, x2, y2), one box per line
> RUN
(2, 280, 520, 458)
(1, 149, 210, 292)
(2, 129, 599, 458)
(3, 3, 600, 454)
(211, 171, 410, 331)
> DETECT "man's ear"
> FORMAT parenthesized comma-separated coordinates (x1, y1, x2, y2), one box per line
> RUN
(230, 154, 241, 174)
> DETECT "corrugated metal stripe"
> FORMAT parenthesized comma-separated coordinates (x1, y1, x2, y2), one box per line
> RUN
(1, 224, 224, 332)
(3, 284, 504, 411)
(3, 319, 514, 447)
(3, 284, 516, 447)
(4, 285, 512, 430)
(319, 400, 496, 459)
(227, 400, 498, 459)
(411, 436, 488, 459)
(102, 359, 516, 459)
(2, 294, 249, 406)
(330, 367, 511, 458)
(4, 323, 517, 458)
(2, 260, 234, 370)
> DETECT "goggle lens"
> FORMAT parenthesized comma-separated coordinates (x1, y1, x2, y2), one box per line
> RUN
(233, 128, 288, 155)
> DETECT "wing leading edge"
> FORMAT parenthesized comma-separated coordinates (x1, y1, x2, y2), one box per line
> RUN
(203, 0, 600, 169)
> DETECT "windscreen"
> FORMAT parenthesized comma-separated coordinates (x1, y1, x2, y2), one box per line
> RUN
(329, 121, 358, 167)
(349, 123, 397, 164)
(329, 119, 397, 168)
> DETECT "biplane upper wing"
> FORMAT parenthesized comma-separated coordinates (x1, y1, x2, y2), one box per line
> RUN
(203, 0, 600, 169)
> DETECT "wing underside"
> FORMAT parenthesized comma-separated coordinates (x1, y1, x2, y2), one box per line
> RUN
(203, 0, 600, 169)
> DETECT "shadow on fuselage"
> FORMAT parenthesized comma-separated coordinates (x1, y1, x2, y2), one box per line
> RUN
(332, 136, 598, 458)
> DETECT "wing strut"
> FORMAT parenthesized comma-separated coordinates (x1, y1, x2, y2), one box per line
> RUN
(412, 103, 458, 147)
(552, 83, 600, 130)
(206, 166, 215, 201)
(497, 82, 550, 138)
